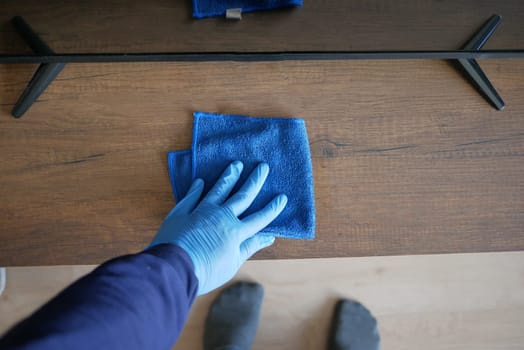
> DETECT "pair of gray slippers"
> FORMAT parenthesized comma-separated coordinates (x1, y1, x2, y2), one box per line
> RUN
(204, 281, 380, 350)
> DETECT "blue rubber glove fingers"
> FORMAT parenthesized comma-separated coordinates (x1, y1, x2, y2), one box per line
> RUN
(240, 235, 276, 262)
(236, 193, 288, 262)
(201, 160, 244, 206)
(169, 178, 204, 216)
(224, 162, 269, 216)
(189, 162, 283, 295)
(239, 193, 288, 240)
(150, 161, 287, 296)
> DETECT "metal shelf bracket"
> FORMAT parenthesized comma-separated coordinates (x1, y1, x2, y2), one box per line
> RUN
(3, 15, 521, 118)
(456, 14, 505, 110)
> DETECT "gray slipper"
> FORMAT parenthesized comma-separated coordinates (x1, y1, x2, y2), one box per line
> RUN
(204, 281, 264, 350)
(328, 299, 380, 350)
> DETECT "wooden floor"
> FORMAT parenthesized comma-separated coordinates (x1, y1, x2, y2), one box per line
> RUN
(1, 252, 524, 350)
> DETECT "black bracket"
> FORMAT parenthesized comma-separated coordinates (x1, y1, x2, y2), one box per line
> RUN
(2, 15, 523, 118)
(10, 17, 65, 118)
(457, 15, 505, 110)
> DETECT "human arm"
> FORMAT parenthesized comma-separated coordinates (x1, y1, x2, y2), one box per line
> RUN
(0, 244, 197, 350)
(0, 161, 286, 349)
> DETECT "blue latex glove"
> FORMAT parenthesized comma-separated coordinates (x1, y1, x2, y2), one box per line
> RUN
(150, 161, 288, 295)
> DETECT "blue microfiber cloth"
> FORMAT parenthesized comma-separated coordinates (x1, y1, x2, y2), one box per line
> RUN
(193, 0, 302, 19)
(168, 111, 315, 240)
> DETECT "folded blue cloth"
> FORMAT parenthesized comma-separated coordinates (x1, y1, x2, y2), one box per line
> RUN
(168, 111, 315, 240)
(193, 0, 302, 18)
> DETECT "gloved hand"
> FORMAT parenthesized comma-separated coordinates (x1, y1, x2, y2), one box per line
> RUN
(150, 161, 288, 295)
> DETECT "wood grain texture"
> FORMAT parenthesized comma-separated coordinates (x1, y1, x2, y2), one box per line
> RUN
(179, 252, 524, 350)
(1, 0, 523, 53)
(2, 252, 524, 349)
(0, 1, 524, 265)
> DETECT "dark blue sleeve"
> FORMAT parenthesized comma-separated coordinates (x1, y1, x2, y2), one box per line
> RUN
(0, 244, 198, 350)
